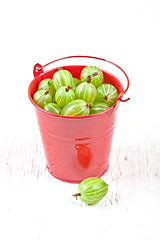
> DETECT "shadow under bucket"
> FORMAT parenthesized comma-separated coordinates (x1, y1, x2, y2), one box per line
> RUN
(28, 56, 130, 183)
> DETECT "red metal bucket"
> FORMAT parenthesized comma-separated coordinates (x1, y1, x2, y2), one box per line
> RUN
(28, 56, 130, 183)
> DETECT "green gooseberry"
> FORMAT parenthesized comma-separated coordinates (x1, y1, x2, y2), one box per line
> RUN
(90, 101, 110, 114)
(96, 84, 119, 107)
(38, 78, 56, 97)
(33, 89, 53, 108)
(53, 69, 73, 90)
(43, 103, 61, 115)
(61, 99, 91, 117)
(55, 85, 75, 108)
(75, 80, 97, 104)
(81, 66, 104, 88)
(72, 177, 108, 205)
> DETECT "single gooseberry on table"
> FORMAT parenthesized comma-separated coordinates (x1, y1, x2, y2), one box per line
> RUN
(72, 177, 108, 205)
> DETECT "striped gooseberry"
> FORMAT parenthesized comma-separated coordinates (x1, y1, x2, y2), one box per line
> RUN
(75, 80, 97, 104)
(90, 101, 110, 114)
(81, 66, 104, 88)
(55, 85, 75, 108)
(33, 89, 53, 108)
(43, 103, 61, 115)
(61, 100, 92, 117)
(52, 68, 73, 90)
(96, 84, 119, 107)
(72, 177, 108, 205)
(38, 78, 55, 96)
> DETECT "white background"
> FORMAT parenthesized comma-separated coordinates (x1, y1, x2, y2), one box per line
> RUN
(0, 0, 160, 239)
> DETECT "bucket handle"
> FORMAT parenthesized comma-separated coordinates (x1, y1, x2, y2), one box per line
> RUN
(33, 55, 130, 103)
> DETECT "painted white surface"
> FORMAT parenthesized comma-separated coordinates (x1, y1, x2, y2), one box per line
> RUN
(0, 0, 160, 239)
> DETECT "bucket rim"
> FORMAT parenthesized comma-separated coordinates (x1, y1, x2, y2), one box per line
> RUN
(33, 55, 130, 99)
(28, 55, 130, 119)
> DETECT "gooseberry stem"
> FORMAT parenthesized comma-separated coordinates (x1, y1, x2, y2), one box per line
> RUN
(58, 67, 63, 71)
(45, 88, 50, 95)
(87, 72, 98, 83)
(72, 193, 81, 200)
(86, 103, 93, 108)
(87, 76, 91, 83)
(92, 72, 98, 76)
(65, 85, 72, 92)
(104, 93, 109, 100)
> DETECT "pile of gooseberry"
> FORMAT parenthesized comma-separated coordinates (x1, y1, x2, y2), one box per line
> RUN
(33, 66, 119, 116)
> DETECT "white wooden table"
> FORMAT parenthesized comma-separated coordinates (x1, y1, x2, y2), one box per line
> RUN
(0, 121, 160, 240)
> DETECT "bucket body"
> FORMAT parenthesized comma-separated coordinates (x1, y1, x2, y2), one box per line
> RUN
(28, 57, 129, 183)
